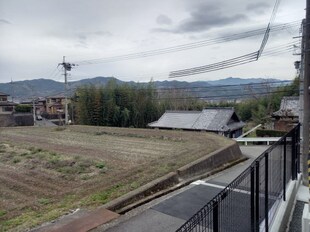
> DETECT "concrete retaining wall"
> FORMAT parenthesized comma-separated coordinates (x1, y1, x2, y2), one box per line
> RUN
(177, 142, 242, 179)
(0, 113, 34, 126)
(105, 172, 179, 211)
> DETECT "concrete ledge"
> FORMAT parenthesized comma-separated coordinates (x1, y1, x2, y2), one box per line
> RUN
(104, 172, 179, 212)
(270, 174, 301, 232)
(177, 142, 242, 179)
(302, 204, 310, 232)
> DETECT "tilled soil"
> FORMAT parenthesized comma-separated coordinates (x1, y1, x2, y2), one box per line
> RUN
(0, 125, 232, 231)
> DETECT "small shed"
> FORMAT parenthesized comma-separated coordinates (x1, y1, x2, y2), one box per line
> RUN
(148, 107, 245, 138)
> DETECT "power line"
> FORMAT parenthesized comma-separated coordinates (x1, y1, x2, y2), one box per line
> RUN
(169, 0, 290, 78)
(74, 21, 300, 65)
(68, 41, 298, 82)
(154, 90, 298, 101)
(73, 80, 293, 95)
(169, 52, 259, 78)
(258, 0, 282, 58)
(168, 40, 300, 78)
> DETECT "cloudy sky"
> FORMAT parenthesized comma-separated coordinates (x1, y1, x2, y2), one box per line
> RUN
(0, 0, 305, 84)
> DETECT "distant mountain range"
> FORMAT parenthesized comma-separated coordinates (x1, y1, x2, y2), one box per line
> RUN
(0, 76, 289, 101)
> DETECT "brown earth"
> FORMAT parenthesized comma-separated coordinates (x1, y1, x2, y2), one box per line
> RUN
(0, 125, 233, 231)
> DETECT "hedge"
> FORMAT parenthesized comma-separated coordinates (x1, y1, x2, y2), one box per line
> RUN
(256, 129, 287, 137)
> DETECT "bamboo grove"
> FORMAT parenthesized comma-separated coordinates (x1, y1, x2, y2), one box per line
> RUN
(72, 78, 299, 127)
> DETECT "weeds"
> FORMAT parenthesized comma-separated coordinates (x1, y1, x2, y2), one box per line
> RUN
(95, 162, 105, 169)
(13, 157, 21, 163)
(54, 127, 66, 132)
(0, 210, 6, 217)
(38, 198, 50, 205)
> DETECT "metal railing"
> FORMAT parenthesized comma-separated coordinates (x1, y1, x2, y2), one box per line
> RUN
(176, 124, 300, 232)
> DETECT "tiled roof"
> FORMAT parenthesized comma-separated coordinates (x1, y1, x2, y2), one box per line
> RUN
(46, 93, 65, 99)
(0, 92, 9, 96)
(148, 111, 201, 129)
(0, 102, 17, 106)
(148, 108, 245, 132)
(272, 96, 299, 117)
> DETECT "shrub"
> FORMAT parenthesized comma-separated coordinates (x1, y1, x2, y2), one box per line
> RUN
(15, 104, 32, 113)
(256, 129, 287, 137)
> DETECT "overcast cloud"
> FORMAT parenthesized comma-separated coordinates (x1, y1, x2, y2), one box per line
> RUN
(0, 0, 305, 84)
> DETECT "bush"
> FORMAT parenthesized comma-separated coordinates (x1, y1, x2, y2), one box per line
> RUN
(15, 104, 32, 113)
(256, 129, 286, 137)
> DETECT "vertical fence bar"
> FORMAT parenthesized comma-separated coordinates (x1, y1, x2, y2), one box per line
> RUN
(251, 166, 255, 232)
(213, 200, 219, 232)
(291, 129, 296, 180)
(265, 153, 269, 232)
(297, 125, 301, 173)
(255, 160, 260, 232)
(283, 137, 287, 201)
(294, 127, 298, 179)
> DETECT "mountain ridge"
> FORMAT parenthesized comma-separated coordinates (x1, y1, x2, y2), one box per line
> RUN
(0, 76, 287, 99)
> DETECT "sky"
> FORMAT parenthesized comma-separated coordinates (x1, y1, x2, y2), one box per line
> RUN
(0, 0, 306, 84)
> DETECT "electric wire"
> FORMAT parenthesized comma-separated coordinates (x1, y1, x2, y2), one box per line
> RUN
(74, 20, 300, 65)
(169, 0, 288, 78)
(154, 90, 298, 101)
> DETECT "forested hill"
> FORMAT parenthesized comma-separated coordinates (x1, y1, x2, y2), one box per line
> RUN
(0, 76, 285, 99)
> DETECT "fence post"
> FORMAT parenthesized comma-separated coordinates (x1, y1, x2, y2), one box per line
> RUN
(265, 153, 269, 232)
(255, 160, 260, 232)
(283, 137, 287, 201)
(213, 200, 219, 232)
(251, 166, 255, 232)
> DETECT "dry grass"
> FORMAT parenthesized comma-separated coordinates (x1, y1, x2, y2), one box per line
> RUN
(0, 125, 233, 231)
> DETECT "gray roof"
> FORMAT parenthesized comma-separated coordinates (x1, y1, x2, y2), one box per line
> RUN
(0, 102, 17, 106)
(272, 96, 299, 117)
(148, 108, 245, 132)
(0, 92, 9, 96)
(46, 93, 65, 99)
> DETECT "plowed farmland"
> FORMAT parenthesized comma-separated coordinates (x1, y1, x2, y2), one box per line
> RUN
(0, 125, 233, 231)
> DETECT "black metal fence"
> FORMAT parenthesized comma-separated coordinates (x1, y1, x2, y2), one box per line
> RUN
(176, 124, 300, 232)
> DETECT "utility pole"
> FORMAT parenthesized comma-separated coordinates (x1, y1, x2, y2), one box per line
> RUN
(33, 99, 36, 126)
(59, 56, 76, 125)
(303, 0, 310, 195)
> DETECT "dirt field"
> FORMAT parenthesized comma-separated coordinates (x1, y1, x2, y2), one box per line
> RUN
(0, 125, 233, 231)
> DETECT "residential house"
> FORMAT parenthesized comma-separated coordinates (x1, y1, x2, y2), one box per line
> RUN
(272, 96, 299, 131)
(0, 92, 17, 114)
(148, 107, 245, 138)
(46, 94, 69, 114)
(20, 97, 47, 115)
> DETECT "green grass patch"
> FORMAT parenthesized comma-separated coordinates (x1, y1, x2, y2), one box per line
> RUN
(95, 162, 105, 169)
(83, 184, 123, 206)
(38, 198, 50, 205)
(0, 210, 6, 217)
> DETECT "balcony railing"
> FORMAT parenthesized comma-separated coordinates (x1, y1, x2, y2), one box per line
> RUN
(176, 124, 300, 232)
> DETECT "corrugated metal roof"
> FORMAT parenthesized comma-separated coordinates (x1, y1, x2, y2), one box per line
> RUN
(272, 96, 299, 117)
(148, 108, 245, 132)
